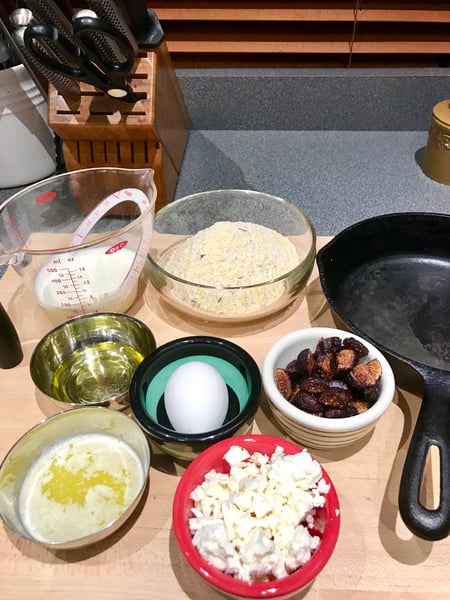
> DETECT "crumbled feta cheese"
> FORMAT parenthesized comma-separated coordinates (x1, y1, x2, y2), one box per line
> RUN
(188, 445, 329, 583)
(224, 445, 251, 465)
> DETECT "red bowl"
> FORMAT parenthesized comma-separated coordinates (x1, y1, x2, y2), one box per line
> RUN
(172, 434, 340, 599)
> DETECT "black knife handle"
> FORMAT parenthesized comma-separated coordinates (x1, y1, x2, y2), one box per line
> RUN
(85, 0, 138, 53)
(0, 303, 23, 369)
(24, 0, 75, 43)
(113, 1, 165, 47)
(13, 26, 80, 96)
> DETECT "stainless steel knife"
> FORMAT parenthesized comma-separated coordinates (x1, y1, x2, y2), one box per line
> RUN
(13, 25, 80, 96)
(0, 8, 48, 98)
(24, 0, 76, 44)
(73, 8, 124, 64)
(84, 0, 138, 55)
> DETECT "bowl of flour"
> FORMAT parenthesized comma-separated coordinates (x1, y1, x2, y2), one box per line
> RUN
(146, 190, 316, 322)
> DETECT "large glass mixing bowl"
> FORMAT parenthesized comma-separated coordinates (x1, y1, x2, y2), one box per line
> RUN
(146, 190, 316, 323)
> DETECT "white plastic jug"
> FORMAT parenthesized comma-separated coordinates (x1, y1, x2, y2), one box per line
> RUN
(0, 65, 56, 187)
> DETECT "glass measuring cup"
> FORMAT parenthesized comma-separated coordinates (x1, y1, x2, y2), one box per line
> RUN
(0, 168, 156, 324)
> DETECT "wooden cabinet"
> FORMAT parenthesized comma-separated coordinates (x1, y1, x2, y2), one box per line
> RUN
(150, 1, 450, 67)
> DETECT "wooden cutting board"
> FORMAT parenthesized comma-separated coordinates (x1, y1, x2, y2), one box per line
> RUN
(0, 238, 447, 600)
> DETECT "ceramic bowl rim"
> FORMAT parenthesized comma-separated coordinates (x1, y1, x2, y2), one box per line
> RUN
(172, 434, 340, 598)
(262, 327, 396, 433)
(129, 336, 262, 444)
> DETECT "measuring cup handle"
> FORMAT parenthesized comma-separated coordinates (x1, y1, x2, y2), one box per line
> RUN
(67, 186, 154, 298)
(69, 187, 151, 246)
(398, 371, 450, 541)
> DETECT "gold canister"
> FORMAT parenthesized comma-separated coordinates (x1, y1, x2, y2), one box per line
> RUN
(422, 99, 450, 184)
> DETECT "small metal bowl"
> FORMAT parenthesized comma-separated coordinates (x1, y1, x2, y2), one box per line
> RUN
(129, 336, 262, 461)
(30, 312, 156, 411)
(0, 407, 150, 550)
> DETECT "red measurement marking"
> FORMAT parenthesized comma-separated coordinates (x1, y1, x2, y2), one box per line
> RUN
(35, 191, 56, 204)
(105, 240, 128, 254)
(65, 270, 89, 312)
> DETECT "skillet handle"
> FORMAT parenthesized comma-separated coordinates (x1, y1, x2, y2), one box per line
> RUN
(399, 374, 450, 540)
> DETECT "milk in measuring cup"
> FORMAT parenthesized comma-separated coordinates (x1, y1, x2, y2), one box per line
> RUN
(34, 245, 139, 324)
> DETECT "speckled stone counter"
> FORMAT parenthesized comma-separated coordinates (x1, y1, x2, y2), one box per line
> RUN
(1, 68, 450, 236)
(174, 129, 450, 235)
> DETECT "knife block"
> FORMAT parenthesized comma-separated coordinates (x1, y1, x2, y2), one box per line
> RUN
(47, 42, 190, 211)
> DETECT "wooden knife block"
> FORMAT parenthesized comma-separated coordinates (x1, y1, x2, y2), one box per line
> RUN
(47, 42, 190, 212)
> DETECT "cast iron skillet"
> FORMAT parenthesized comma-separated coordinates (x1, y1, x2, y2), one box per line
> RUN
(316, 212, 450, 541)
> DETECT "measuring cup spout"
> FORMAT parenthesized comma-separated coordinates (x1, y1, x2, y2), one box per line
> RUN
(0, 246, 17, 267)
(0, 245, 30, 272)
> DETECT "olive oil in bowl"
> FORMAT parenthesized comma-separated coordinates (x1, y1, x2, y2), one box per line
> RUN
(30, 312, 157, 412)
(51, 340, 145, 405)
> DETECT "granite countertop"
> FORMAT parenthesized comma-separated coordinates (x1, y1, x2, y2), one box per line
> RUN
(1, 68, 450, 236)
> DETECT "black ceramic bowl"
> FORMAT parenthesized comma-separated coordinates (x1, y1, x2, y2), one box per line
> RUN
(129, 336, 262, 461)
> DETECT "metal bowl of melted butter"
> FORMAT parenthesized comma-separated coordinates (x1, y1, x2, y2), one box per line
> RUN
(30, 312, 156, 412)
(0, 407, 150, 549)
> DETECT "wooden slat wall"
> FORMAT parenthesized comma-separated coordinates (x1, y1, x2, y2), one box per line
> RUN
(150, 1, 450, 68)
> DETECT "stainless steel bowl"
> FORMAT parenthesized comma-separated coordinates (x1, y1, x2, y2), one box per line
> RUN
(30, 312, 156, 411)
(0, 407, 150, 550)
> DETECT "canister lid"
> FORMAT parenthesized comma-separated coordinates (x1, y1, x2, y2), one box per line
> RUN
(432, 99, 450, 127)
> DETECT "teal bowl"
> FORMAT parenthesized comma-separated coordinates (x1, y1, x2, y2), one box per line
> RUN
(129, 336, 262, 461)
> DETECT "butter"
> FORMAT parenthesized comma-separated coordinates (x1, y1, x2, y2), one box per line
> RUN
(18, 433, 144, 543)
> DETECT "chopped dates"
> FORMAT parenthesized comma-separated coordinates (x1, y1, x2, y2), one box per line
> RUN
(274, 336, 382, 418)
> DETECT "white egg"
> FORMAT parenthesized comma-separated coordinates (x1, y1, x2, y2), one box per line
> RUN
(164, 361, 229, 434)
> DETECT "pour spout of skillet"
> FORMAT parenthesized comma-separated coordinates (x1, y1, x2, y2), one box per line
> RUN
(316, 212, 450, 541)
